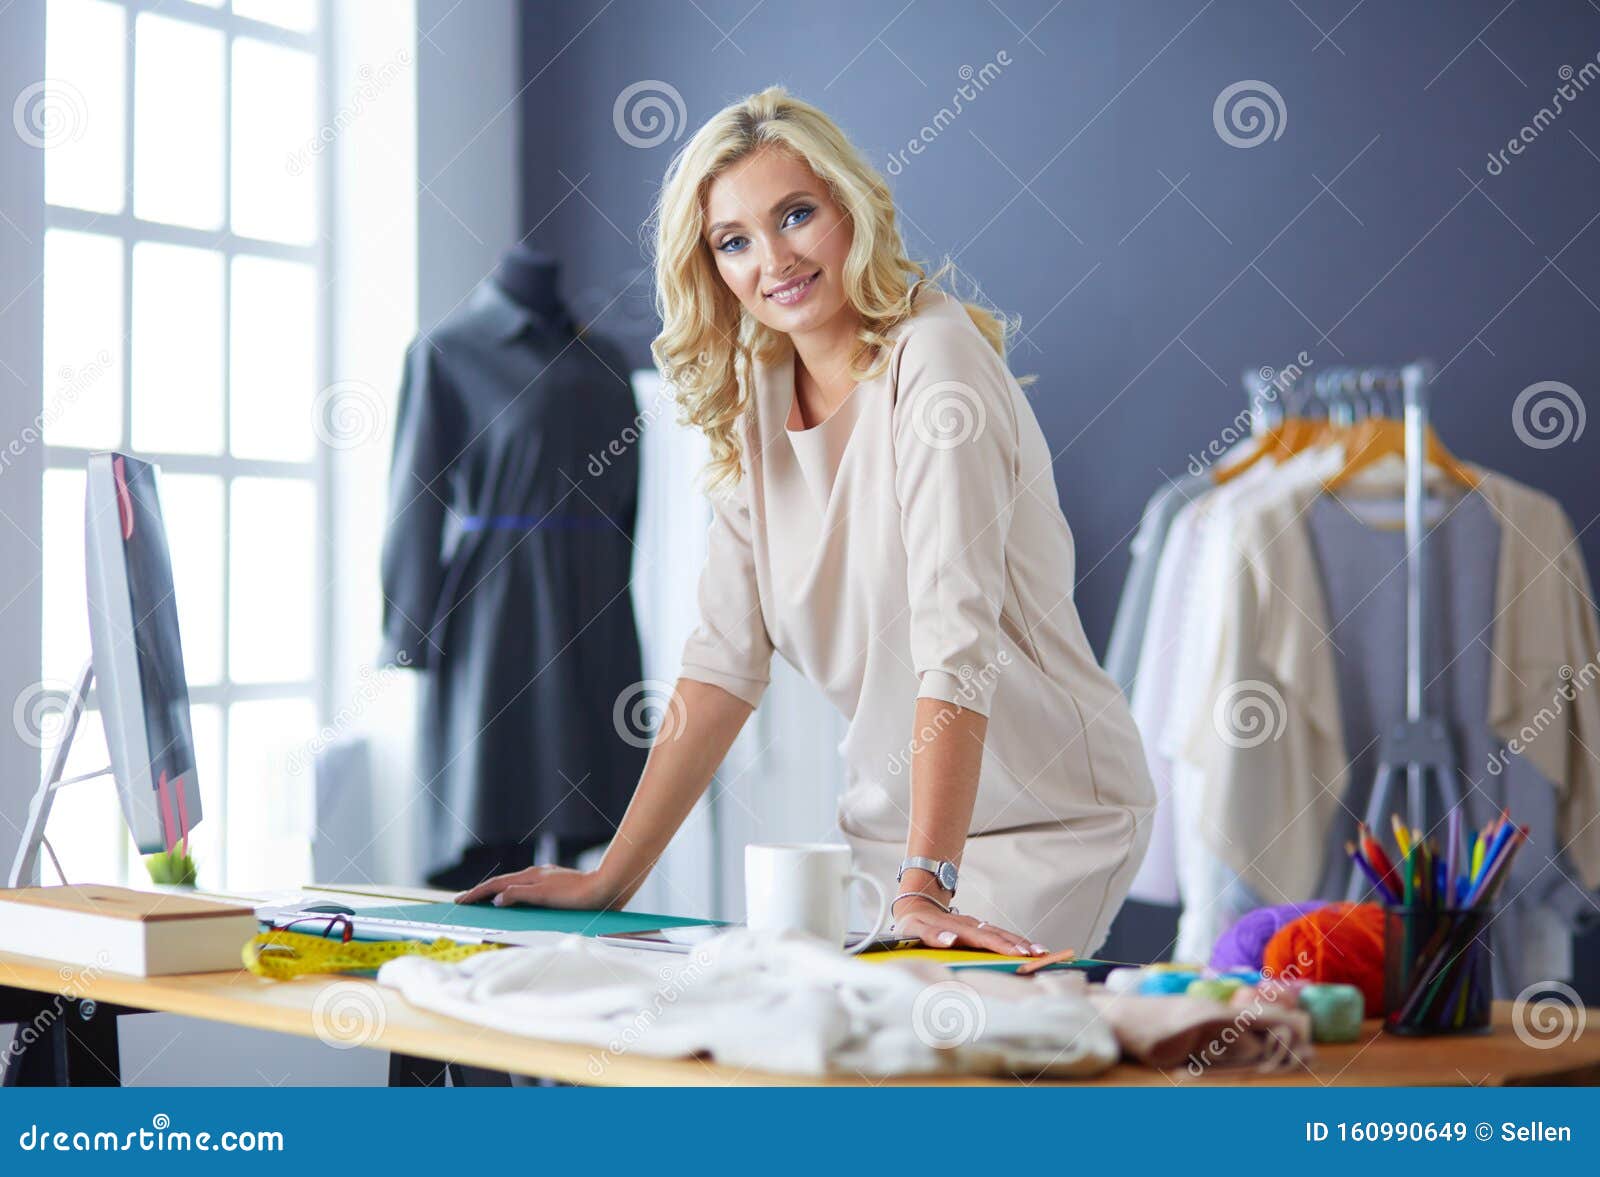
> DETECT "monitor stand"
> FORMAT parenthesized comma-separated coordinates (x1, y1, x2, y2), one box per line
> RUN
(7, 657, 109, 889)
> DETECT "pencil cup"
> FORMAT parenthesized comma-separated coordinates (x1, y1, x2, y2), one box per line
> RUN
(1382, 906, 1492, 1036)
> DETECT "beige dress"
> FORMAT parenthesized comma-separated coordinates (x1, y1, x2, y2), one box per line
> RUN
(678, 289, 1156, 953)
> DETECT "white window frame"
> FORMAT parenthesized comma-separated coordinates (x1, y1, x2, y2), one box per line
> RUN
(41, 0, 334, 886)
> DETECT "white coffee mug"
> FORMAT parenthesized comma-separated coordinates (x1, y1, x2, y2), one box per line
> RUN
(745, 842, 889, 954)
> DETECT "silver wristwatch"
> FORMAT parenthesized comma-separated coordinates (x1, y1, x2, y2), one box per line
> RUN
(897, 855, 958, 895)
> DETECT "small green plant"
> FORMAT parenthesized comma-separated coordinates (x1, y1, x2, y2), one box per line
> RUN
(145, 837, 197, 886)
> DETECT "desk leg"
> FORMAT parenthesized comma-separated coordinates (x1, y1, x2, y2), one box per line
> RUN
(387, 1052, 465, 1087)
(0, 991, 123, 1087)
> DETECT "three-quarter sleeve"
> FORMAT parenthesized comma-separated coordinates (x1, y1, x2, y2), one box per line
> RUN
(378, 340, 458, 670)
(890, 319, 1020, 716)
(678, 477, 775, 708)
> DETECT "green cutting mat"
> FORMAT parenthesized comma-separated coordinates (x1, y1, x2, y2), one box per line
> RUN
(352, 902, 726, 938)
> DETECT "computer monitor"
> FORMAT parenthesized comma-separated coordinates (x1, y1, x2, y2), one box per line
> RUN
(7, 452, 203, 887)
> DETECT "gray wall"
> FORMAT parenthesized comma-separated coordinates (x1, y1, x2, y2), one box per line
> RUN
(416, 0, 520, 331)
(516, 1, 1600, 985)
(517, 0, 1600, 636)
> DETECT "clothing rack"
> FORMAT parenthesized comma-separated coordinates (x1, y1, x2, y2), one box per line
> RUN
(1246, 360, 1463, 899)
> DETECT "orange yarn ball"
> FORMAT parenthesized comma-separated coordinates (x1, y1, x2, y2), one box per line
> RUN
(1261, 902, 1387, 1017)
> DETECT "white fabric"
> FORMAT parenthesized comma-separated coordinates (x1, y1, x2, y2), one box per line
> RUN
(378, 927, 1119, 1079)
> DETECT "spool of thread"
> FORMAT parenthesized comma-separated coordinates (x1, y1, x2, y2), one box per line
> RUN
(1138, 970, 1200, 996)
(1186, 977, 1244, 1002)
(1299, 983, 1365, 1042)
(1102, 967, 1144, 994)
(1209, 902, 1329, 972)
(1262, 902, 1386, 1017)
(1218, 967, 1262, 985)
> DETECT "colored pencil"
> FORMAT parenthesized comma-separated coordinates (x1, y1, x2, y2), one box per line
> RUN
(1445, 808, 1461, 909)
(1360, 824, 1399, 893)
(1346, 841, 1398, 903)
(1472, 827, 1526, 908)
(1391, 813, 1413, 859)
(1469, 821, 1515, 903)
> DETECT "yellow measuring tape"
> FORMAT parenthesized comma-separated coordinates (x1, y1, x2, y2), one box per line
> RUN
(242, 929, 505, 980)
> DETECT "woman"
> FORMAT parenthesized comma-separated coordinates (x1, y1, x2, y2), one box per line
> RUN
(457, 86, 1155, 956)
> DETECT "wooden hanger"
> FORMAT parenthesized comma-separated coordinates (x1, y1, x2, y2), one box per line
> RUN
(1323, 417, 1479, 492)
(1214, 415, 1329, 484)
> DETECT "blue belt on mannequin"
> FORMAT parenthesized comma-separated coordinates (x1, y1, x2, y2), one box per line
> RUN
(459, 513, 623, 532)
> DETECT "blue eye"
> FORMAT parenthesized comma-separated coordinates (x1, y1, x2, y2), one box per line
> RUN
(714, 206, 813, 254)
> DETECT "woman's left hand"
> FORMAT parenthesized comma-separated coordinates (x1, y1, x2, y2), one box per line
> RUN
(891, 896, 1048, 956)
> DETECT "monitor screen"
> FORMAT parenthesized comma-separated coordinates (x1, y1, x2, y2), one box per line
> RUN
(86, 453, 201, 853)
(118, 456, 197, 845)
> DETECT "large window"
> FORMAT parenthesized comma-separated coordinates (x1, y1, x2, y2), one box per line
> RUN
(39, 0, 328, 891)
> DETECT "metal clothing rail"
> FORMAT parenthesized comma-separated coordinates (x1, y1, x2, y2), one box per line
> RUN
(1355, 362, 1464, 873)
(1244, 360, 1463, 899)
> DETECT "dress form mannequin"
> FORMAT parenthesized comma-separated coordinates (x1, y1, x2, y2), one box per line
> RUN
(384, 240, 640, 891)
(492, 244, 576, 336)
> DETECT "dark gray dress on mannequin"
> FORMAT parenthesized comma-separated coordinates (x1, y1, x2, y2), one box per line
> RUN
(378, 247, 645, 888)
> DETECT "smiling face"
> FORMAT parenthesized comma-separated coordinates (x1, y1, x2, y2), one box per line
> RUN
(702, 146, 856, 339)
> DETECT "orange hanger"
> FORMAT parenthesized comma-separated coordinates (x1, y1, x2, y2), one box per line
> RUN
(1214, 416, 1326, 484)
(1323, 417, 1479, 492)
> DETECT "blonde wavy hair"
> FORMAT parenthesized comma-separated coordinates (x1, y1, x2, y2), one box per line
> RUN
(647, 85, 1029, 490)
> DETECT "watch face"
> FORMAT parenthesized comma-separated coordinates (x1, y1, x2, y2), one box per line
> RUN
(937, 862, 958, 891)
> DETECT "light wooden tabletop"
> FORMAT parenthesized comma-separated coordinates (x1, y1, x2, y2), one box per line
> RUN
(2, 945, 1595, 1086)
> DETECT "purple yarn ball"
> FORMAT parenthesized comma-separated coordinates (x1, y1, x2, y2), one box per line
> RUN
(1209, 902, 1329, 972)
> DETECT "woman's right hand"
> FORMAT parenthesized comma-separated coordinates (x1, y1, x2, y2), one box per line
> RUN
(453, 864, 623, 910)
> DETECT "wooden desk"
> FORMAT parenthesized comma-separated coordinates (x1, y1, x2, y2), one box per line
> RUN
(1, 947, 1596, 1086)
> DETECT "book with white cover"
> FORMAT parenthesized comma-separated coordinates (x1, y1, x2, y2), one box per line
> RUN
(0, 885, 258, 976)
